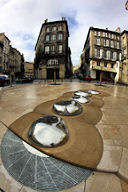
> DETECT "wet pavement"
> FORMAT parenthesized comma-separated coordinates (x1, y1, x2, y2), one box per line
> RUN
(0, 81, 128, 191)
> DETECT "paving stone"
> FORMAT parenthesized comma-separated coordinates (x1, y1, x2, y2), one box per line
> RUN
(85, 172, 122, 192)
(96, 145, 122, 172)
(0, 163, 22, 192)
(20, 186, 37, 192)
(120, 179, 128, 192)
(118, 148, 128, 182)
(97, 124, 128, 148)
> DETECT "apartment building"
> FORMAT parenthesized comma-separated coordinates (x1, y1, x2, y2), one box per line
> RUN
(0, 41, 4, 74)
(120, 30, 128, 84)
(80, 27, 122, 82)
(0, 33, 10, 74)
(0, 33, 24, 78)
(34, 18, 72, 79)
(24, 61, 34, 77)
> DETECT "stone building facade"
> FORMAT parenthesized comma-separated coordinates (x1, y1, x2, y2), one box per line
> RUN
(0, 33, 24, 78)
(34, 18, 72, 79)
(120, 30, 128, 84)
(80, 27, 122, 82)
(0, 33, 10, 74)
(24, 62, 34, 77)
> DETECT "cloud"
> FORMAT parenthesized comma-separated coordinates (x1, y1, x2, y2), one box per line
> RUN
(0, 0, 127, 65)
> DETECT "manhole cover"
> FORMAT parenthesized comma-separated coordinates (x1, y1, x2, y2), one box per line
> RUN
(1, 130, 93, 191)
(28, 116, 68, 147)
(52, 100, 82, 116)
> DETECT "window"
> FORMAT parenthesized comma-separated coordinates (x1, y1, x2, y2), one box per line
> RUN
(51, 45, 55, 53)
(106, 40, 109, 46)
(45, 35, 50, 41)
(52, 26, 56, 31)
(58, 33, 63, 40)
(105, 33, 108, 37)
(104, 62, 107, 67)
(111, 64, 114, 68)
(46, 27, 50, 32)
(100, 49, 103, 58)
(94, 48, 97, 57)
(111, 41, 114, 48)
(117, 42, 119, 49)
(45, 46, 49, 53)
(113, 52, 117, 60)
(96, 38, 100, 45)
(103, 32, 105, 37)
(47, 59, 58, 66)
(97, 61, 100, 66)
(51, 34, 56, 40)
(58, 45, 63, 53)
(117, 36, 120, 40)
(111, 34, 114, 39)
(58, 25, 62, 31)
(106, 50, 110, 59)
(95, 31, 100, 36)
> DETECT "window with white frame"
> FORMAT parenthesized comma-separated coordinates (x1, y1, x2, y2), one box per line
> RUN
(106, 50, 110, 59)
(47, 59, 58, 66)
(46, 27, 50, 32)
(45, 46, 49, 53)
(103, 32, 105, 37)
(45, 35, 50, 41)
(100, 49, 103, 58)
(96, 38, 100, 45)
(117, 42, 119, 49)
(58, 25, 62, 31)
(58, 45, 63, 53)
(111, 41, 114, 48)
(58, 33, 63, 40)
(111, 34, 114, 39)
(106, 40, 109, 46)
(94, 48, 97, 57)
(51, 34, 56, 40)
(113, 52, 117, 60)
(52, 26, 56, 31)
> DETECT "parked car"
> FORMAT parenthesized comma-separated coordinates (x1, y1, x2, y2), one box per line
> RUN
(0, 75, 10, 86)
(21, 77, 33, 83)
(79, 75, 91, 81)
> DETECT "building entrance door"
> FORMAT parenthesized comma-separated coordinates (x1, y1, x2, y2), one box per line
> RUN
(47, 68, 59, 80)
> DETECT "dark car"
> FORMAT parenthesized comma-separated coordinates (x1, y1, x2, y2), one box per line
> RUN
(0, 75, 10, 86)
(21, 77, 33, 83)
(79, 75, 91, 81)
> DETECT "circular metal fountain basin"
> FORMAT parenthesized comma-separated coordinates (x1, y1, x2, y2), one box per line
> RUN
(72, 95, 90, 104)
(28, 116, 68, 147)
(88, 90, 100, 95)
(53, 100, 82, 116)
(74, 91, 91, 97)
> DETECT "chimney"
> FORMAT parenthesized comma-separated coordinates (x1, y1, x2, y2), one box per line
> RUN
(44, 19, 48, 23)
(62, 17, 66, 21)
(115, 27, 121, 33)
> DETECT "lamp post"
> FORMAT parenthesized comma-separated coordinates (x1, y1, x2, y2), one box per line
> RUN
(100, 66, 103, 86)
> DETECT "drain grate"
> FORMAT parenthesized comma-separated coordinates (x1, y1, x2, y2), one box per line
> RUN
(1, 130, 93, 191)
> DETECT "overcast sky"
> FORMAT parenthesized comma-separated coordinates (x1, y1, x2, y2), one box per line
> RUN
(0, 0, 127, 66)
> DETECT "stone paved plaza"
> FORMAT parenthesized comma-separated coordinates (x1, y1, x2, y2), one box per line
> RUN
(0, 81, 128, 192)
